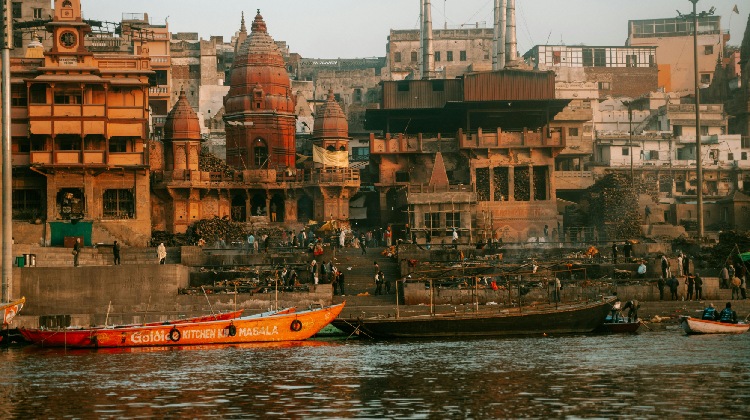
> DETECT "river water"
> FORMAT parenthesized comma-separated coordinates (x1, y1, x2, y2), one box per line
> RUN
(1, 329, 749, 419)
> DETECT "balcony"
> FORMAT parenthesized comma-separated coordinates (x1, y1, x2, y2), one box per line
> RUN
(459, 128, 563, 149)
(28, 150, 144, 166)
(149, 85, 170, 96)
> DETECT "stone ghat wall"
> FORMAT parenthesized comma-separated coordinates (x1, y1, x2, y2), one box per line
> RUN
(402, 277, 721, 305)
(10, 265, 332, 328)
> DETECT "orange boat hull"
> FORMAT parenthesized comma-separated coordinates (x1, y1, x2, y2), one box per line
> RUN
(2, 297, 25, 326)
(21, 304, 343, 348)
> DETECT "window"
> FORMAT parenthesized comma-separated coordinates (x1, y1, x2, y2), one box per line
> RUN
(57, 136, 81, 150)
(11, 84, 27, 107)
(109, 137, 129, 153)
(649, 150, 659, 160)
(395, 171, 410, 182)
(701, 126, 709, 135)
(253, 139, 268, 168)
(33, 8, 43, 19)
(394, 52, 401, 63)
(397, 81, 410, 92)
(424, 212, 440, 234)
(148, 70, 168, 87)
(593, 49, 606, 67)
(103, 189, 134, 219)
(12, 189, 43, 220)
(704, 45, 713, 55)
(410, 51, 418, 62)
(352, 147, 369, 161)
(432, 80, 444, 92)
(649, 55, 655, 67)
(742, 152, 747, 160)
(582, 48, 593, 66)
(553, 51, 561, 64)
(673, 125, 683, 136)
(626, 55, 638, 67)
(622, 147, 630, 156)
(12, 2, 21, 19)
(446, 51, 453, 62)
(353, 88, 362, 103)
(446, 212, 461, 231)
(54, 89, 82, 105)
(700, 73, 711, 84)
(598, 81, 611, 90)
(568, 127, 579, 137)
(459, 50, 467, 61)
(728, 153, 734, 161)
(434, 51, 441, 62)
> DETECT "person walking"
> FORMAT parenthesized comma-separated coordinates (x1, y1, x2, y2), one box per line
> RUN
(157, 243, 167, 264)
(113, 240, 121, 265)
(73, 238, 83, 267)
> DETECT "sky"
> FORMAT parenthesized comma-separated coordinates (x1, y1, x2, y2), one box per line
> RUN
(80, 0, 748, 58)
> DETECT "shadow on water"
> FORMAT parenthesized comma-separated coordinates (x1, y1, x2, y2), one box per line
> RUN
(1, 331, 749, 418)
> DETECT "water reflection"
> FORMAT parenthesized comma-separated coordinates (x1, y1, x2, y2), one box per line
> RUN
(1, 331, 749, 418)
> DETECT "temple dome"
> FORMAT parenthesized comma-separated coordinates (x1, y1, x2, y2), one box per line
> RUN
(312, 90, 349, 139)
(225, 10, 294, 114)
(164, 91, 202, 143)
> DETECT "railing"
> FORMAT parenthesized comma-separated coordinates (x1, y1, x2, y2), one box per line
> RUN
(155, 168, 361, 185)
(149, 86, 169, 95)
(407, 184, 473, 193)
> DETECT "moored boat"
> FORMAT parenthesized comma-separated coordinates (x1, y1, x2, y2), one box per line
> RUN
(333, 298, 615, 339)
(680, 316, 750, 335)
(1, 297, 25, 326)
(593, 317, 641, 334)
(20, 303, 344, 348)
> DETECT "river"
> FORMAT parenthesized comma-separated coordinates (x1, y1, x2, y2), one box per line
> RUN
(1, 329, 748, 419)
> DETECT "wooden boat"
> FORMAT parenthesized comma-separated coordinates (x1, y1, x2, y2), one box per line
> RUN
(20, 303, 344, 348)
(1, 297, 25, 326)
(333, 298, 615, 339)
(680, 316, 750, 335)
(593, 315, 640, 333)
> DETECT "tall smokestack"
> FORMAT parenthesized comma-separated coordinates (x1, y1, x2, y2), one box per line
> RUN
(505, 0, 517, 63)
(420, 0, 434, 79)
(493, 0, 507, 70)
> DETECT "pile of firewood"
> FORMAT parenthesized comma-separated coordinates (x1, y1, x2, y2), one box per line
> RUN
(199, 147, 235, 176)
(192, 216, 247, 244)
(583, 173, 641, 240)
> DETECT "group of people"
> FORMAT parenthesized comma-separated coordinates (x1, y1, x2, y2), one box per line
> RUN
(701, 302, 738, 323)
(307, 259, 346, 295)
(610, 241, 634, 264)
(654, 252, 702, 301)
(719, 262, 748, 300)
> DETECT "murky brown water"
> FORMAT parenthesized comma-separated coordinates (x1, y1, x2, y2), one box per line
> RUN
(1, 329, 749, 418)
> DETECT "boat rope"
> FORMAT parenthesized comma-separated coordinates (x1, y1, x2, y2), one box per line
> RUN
(200, 286, 217, 317)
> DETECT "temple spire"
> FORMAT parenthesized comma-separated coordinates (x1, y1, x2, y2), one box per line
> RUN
(240, 11, 247, 33)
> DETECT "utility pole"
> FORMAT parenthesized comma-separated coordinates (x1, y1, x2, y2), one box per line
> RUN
(2, 0, 13, 303)
(678, 0, 713, 239)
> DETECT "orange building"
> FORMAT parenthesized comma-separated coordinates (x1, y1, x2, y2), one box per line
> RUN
(10, 0, 153, 246)
(150, 12, 359, 234)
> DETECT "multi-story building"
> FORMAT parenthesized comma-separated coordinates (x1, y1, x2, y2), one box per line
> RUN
(386, 26, 494, 80)
(365, 70, 570, 242)
(8, 0, 53, 57)
(10, 0, 153, 246)
(627, 15, 728, 94)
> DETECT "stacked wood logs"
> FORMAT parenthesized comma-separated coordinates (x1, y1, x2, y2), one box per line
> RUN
(199, 147, 235, 176)
(583, 173, 641, 240)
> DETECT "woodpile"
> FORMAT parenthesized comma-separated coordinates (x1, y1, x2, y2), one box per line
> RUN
(193, 216, 247, 244)
(514, 167, 530, 201)
(199, 147, 235, 176)
(582, 173, 640, 240)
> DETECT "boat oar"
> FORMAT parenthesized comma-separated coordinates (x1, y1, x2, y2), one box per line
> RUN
(638, 320, 652, 331)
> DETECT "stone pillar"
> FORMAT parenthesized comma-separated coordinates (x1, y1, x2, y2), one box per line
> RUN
(508, 166, 515, 202)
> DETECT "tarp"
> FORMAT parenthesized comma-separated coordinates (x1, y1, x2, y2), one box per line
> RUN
(740, 252, 750, 262)
(349, 206, 368, 220)
(312, 145, 349, 168)
(349, 195, 366, 208)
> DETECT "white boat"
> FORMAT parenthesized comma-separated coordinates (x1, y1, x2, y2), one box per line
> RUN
(680, 316, 750, 335)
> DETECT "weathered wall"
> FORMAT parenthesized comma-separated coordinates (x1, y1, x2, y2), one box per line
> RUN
(11, 265, 332, 328)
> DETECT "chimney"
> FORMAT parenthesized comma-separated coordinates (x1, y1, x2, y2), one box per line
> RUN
(493, 0, 507, 70)
(505, 0, 517, 62)
(420, 0, 434, 79)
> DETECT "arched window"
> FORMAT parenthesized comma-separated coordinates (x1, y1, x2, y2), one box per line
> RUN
(253, 138, 268, 168)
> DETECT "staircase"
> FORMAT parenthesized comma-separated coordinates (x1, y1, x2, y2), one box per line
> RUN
(330, 246, 402, 308)
(16, 245, 181, 267)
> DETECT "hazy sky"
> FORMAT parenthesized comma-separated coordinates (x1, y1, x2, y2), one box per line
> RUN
(80, 0, 747, 58)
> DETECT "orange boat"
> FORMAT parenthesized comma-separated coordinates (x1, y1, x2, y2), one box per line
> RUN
(20, 304, 343, 348)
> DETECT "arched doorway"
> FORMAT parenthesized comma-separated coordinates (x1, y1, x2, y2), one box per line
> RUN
(270, 193, 285, 223)
(250, 191, 267, 216)
(297, 194, 313, 222)
(231, 193, 246, 222)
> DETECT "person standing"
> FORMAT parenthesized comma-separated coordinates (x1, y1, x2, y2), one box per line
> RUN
(694, 273, 703, 300)
(611, 242, 618, 264)
(682, 255, 690, 276)
(669, 275, 679, 300)
(157, 243, 167, 264)
(661, 255, 669, 280)
(339, 229, 346, 249)
(720, 264, 730, 289)
(425, 231, 432, 250)
(622, 300, 640, 322)
(657, 276, 665, 300)
(360, 233, 367, 255)
(73, 238, 83, 267)
(676, 253, 683, 277)
(270, 202, 277, 222)
(374, 271, 383, 295)
(686, 275, 695, 301)
(247, 233, 255, 254)
(452, 228, 459, 249)
(731, 276, 741, 300)
(553, 277, 561, 302)
(623, 241, 631, 259)
(383, 271, 390, 294)
(309, 260, 317, 283)
(338, 271, 345, 296)
(385, 226, 392, 247)
(113, 240, 121, 265)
